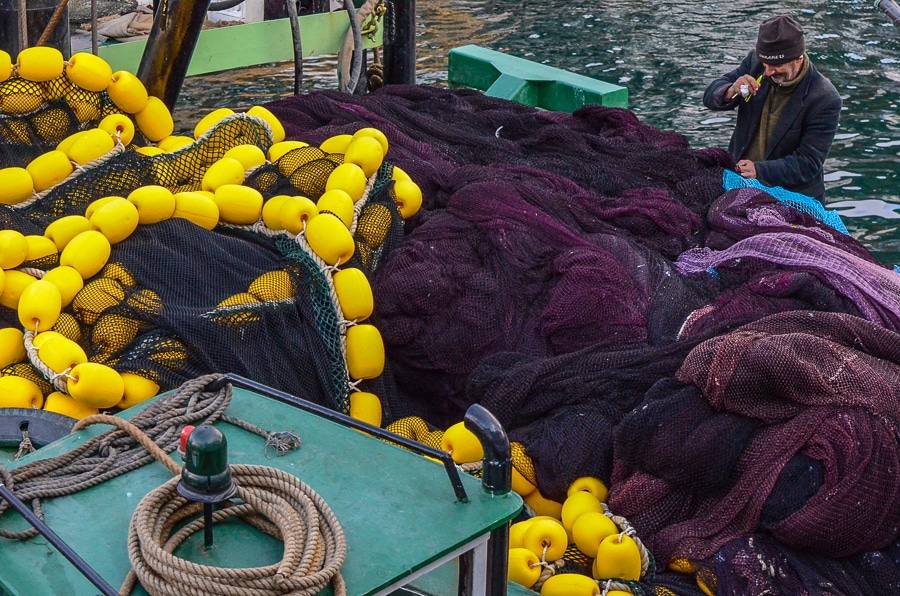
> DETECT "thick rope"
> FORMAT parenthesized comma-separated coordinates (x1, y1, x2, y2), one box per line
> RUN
(122, 464, 346, 596)
(338, 0, 383, 92)
(601, 502, 652, 578)
(37, 0, 71, 47)
(0, 374, 232, 540)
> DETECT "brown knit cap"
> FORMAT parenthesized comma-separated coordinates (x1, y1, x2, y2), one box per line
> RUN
(756, 15, 805, 65)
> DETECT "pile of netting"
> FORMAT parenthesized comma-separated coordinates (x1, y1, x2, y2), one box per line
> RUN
(4, 41, 900, 594)
(0, 46, 414, 431)
(264, 85, 900, 595)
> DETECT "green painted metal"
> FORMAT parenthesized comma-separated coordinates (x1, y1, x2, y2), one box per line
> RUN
(85, 13, 383, 77)
(448, 44, 629, 112)
(0, 385, 522, 595)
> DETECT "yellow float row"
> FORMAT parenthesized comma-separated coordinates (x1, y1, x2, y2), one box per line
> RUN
(507, 478, 643, 594)
(0, 47, 176, 141)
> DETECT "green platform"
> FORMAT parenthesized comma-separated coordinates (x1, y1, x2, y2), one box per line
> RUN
(0, 383, 522, 595)
(448, 44, 628, 113)
(84, 12, 383, 77)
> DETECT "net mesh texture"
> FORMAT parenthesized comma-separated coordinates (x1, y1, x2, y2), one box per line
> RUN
(263, 85, 900, 595)
(3, 74, 900, 595)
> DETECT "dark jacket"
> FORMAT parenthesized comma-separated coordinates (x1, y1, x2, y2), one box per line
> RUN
(703, 50, 842, 201)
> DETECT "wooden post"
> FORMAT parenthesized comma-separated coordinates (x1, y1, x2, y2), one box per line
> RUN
(137, 0, 214, 111)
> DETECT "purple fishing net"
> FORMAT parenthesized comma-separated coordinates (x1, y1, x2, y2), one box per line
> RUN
(265, 85, 900, 594)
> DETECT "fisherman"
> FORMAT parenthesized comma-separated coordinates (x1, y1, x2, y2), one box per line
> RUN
(703, 14, 842, 203)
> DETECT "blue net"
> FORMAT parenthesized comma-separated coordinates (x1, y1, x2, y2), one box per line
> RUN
(722, 170, 850, 235)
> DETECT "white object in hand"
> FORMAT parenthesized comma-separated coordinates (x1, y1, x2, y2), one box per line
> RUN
(740, 84, 750, 99)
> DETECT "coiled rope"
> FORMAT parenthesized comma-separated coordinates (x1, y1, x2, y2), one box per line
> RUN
(114, 416, 347, 596)
(0, 373, 346, 595)
(125, 463, 346, 596)
(0, 374, 232, 541)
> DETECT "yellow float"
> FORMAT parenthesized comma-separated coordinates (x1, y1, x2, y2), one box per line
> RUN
(98, 113, 136, 146)
(393, 179, 423, 219)
(351, 127, 389, 155)
(0, 327, 26, 368)
(65, 128, 115, 166)
(213, 184, 263, 225)
(0, 270, 36, 310)
(0, 229, 28, 269)
(27, 149, 74, 193)
(561, 490, 603, 534)
(440, 421, 484, 464)
(44, 391, 100, 420)
(66, 362, 125, 409)
(316, 189, 355, 228)
(42, 266, 84, 308)
(348, 391, 382, 427)
(332, 267, 373, 322)
(507, 547, 541, 589)
(202, 157, 245, 192)
(59, 230, 111, 279)
(0, 376, 44, 409)
(172, 191, 220, 230)
(127, 185, 177, 224)
(305, 213, 355, 265)
(118, 372, 160, 409)
(107, 70, 149, 114)
(568, 476, 609, 503)
(37, 334, 88, 374)
(17, 279, 62, 332)
(247, 105, 286, 143)
(0, 167, 34, 204)
(319, 134, 353, 154)
(223, 144, 267, 170)
(278, 195, 319, 234)
(592, 533, 642, 581)
(24, 235, 58, 262)
(193, 107, 234, 139)
(571, 511, 620, 557)
(345, 323, 384, 380)
(343, 135, 384, 177)
(89, 197, 140, 244)
(16, 46, 64, 82)
(134, 96, 174, 142)
(539, 574, 601, 596)
(44, 214, 92, 250)
(325, 162, 367, 202)
(521, 518, 568, 562)
(65, 52, 113, 92)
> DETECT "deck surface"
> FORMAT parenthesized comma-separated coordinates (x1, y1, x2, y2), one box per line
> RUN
(0, 385, 522, 595)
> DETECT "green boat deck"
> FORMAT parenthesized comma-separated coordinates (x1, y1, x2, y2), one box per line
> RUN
(0, 383, 523, 595)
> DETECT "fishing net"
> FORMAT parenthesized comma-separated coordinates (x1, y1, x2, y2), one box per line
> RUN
(0, 57, 409, 422)
(4, 65, 900, 594)
(262, 85, 900, 594)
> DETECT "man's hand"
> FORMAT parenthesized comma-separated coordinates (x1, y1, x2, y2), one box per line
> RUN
(725, 74, 762, 100)
(736, 160, 757, 179)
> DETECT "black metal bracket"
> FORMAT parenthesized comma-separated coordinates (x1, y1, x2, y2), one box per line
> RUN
(0, 483, 119, 596)
(209, 373, 471, 503)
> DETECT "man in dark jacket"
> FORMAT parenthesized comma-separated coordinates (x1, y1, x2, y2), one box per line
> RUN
(703, 14, 842, 202)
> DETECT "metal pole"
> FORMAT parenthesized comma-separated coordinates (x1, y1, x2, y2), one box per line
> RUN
(16, 0, 27, 50)
(382, 0, 415, 85)
(464, 405, 512, 596)
(0, 483, 119, 596)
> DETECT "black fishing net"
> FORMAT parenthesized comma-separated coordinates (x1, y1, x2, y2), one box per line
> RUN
(4, 72, 900, 594)
(263, 85, 900, 594)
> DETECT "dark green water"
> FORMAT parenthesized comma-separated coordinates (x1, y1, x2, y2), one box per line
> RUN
(176, 0, 900, 265)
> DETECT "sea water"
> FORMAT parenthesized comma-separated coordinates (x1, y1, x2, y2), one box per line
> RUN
(174, 0, 900, 266)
